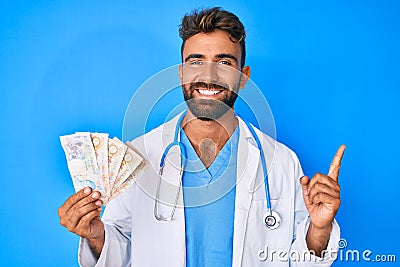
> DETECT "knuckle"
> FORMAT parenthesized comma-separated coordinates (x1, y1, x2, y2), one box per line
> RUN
(66, 197, 77, 208)
(311, 185, 319, 194)
(66, 225, 74, 233)
(312, 173, 323, 181)
(76, 191, 85, 201)
(77, 188, 87, 197)
(311, 183, 319, 192)
(74, 204, 95, 220)
(71, 209, 81, 221)
(57, 207, 63, 217)
(312, 188, 319, 197)
(317, 185, 323, 192)
(324, 184, 332, 192)
(74, 228, 84, 236)
(87, 195, 96, 204)
(83, 195, 95, 205)
(70, 190, 86, 205)
(79, 188, 86, 195)
(66, 217, 74, 226)
(81, 213, 90, 223)
(75, 209, 86, 220)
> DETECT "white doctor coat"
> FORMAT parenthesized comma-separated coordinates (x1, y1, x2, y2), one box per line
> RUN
(78, 114, 340, 266)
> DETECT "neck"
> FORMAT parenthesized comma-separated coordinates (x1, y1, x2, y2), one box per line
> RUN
(181, 109, 238, 166)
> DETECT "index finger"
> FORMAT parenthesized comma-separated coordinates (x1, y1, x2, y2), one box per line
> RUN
(328, 144, 346, 180)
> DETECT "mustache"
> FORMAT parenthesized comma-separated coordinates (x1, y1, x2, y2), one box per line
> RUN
(189, 82, 228, 91)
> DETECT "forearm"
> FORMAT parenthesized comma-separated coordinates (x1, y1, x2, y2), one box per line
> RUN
(87, 232, 105, 259)
(306, 222, 332, 257)
(79, 187, 133, 266)
(79, 224, 131, 267)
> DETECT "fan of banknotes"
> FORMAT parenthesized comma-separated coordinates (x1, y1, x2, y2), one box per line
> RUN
(60, 132, 145, 205)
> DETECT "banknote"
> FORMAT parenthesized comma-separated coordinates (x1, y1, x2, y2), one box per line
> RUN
(60, 132, 144, 205)
(90, 133, 109, 201)
(60, 133, 100, 193)
(107, 137, 127, 198)
(111, 145, 143, 194)
(109, 160, 147, 201)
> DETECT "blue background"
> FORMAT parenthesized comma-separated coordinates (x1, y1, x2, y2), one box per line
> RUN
(1, 0, 399, 266)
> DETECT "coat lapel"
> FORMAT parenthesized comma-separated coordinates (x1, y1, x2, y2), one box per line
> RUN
(232, 117, 261, 267)
(156, 114, 185, 216)
(155, 113, 186, 266)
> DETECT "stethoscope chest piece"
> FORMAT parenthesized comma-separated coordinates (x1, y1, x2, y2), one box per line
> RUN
(264, 211, 281, 230)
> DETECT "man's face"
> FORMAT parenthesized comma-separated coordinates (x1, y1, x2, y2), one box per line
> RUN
(180, 29, 249, 120)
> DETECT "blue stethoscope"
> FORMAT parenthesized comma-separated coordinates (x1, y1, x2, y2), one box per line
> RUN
(155, 112, 281, 230)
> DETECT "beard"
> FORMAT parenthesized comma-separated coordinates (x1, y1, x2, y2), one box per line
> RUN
(183, 82, 238, 121)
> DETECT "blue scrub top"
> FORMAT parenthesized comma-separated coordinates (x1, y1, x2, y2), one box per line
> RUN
(181, 126, 239, 267)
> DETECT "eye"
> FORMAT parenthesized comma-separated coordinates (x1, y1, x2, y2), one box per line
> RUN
(189, 61, 203, 65)
(218, 60, 232, 65)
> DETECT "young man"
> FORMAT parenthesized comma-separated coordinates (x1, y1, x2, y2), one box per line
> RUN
(58, 7, 344, 266)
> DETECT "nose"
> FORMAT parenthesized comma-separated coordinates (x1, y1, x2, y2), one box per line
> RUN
(182, 62, 221, 86)
(202, 62, 218, 84)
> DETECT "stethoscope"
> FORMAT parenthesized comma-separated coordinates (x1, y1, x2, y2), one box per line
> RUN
(155, 112, 281, 230)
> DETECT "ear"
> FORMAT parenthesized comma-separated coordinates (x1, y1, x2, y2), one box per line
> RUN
(239, 66, 250, 89)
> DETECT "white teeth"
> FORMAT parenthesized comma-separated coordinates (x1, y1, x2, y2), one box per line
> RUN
(198, 89, 221, 96)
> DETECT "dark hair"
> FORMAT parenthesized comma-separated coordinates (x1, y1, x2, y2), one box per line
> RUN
(179, 7, 246, 68)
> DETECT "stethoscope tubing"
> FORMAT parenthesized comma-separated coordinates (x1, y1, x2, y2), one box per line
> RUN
(155, 111, 280, 229)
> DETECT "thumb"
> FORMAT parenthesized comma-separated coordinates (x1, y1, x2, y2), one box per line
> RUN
(300, 176, 310, 206)
(300, 175, 309, 190)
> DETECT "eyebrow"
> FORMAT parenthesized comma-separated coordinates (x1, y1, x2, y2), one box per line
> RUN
(184, 53, 238, 63)
(184, 54, 204, 62)
(216, 53, 238, 63)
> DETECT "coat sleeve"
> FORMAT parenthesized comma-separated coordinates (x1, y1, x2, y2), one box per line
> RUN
(289, 152, 340, 266)
(78, 187, 133, 267)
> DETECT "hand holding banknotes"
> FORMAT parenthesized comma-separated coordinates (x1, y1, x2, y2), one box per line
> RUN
(58, 187, 105, 257)
(58, 132, 146, 258)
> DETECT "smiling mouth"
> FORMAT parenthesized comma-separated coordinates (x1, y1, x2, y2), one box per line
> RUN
(197, 89, 222, 96)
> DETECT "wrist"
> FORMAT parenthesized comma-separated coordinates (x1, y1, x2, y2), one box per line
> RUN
(87, 231, 105, 259)
(87, 230, 105, 243)
(306, 221, 333, 256)
(309, 221, 333, 234)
